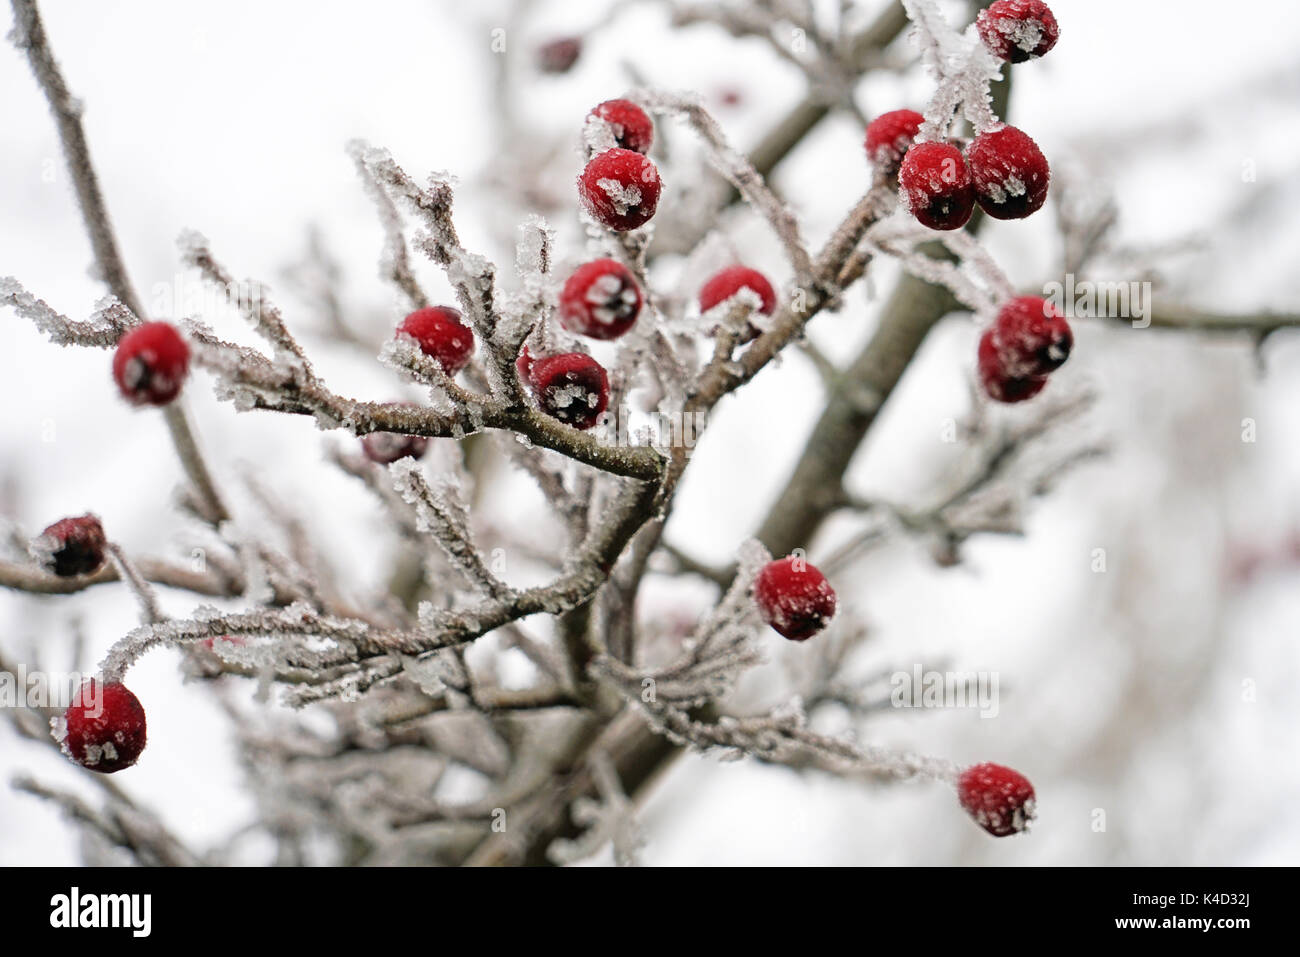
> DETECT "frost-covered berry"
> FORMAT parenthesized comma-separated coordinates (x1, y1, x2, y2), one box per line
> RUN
(864, 109, 925, 175)
(537, 36, 582, 74)
(966, 125, 1050, 220)
(58, 680, 147, 774)
(525, 352, 610, 430)
(753, 556, 837, 642)
(976, 0, 1060, 63)
(578, 148, 662, 232)
(559, 259, 643, 340)
(397, 306, 475, 375)
(112, 321, 190, 406)
(698, 265, 778, 318)
(958, 762, 1037, 836)
(898, 142, 975, 231)
(978, 327, 1047, 403)
(990, 296, 1072, 378)
(36, 514, 106, 577)
(200, 634, 246, 652)
(361, 430, 429, 465)
(587, 99, 654, 154)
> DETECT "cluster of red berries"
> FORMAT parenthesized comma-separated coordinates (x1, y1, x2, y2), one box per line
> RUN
(753, 556, 837, 642)
(979, 295, 1072, 402)
(865, 1, 1057, 230)
(578, 99, 661, 232)
(889, 122, 1050, 231)
(957, 762, 1037, 836)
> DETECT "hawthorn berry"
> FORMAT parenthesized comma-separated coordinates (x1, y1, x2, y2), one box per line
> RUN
(361, 430, 430, 465)
(976, 0, 1060, 64)
(578, 148, 662, 232)
(698, 265, 778, 319)
(864, 109, 925, 176)
(753, 556, 837, 642)
(978, 327, 1047, 403)
(200, 634, 247, 652)
(966, 125, 1050, 220)
(587, 99, 654, 154)
(59, 680, 147, 774)
(524, 352, 610, 430)
(559, 259, 644, 340)
(37, 514, 106, 577)
(898, 142, 975, 231)
(537, 36, 582, 74)
(957, 762, 1037, 836)
(112, 321, 190, 406)
(397, 306, 474, 375)
(990, 296, 1072, 378)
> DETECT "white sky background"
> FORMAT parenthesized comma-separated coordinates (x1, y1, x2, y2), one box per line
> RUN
(2, 0, 1300, 865)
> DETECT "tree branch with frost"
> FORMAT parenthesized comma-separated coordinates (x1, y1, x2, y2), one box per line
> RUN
(822, 387, 1106, 571)
(8, 0, 229, 525)
(104, 543, 164, 625)
(901, 0, 1002, 139)
(348, 140, 430, 311)
(634, 89, 816, 288)
(180, 231, 315, 373)
(547, 752, 644, 867)
(388, 459, 513, 600)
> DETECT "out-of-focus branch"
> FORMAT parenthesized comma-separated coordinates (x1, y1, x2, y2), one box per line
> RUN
(0, 555, 250, 599)
(9, 0, 230, 525)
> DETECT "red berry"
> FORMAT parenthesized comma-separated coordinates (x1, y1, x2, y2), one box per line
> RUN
(990, 296, 1072, 378)
(397, 306, 475, 375)
(976, 0, 1060, 63)
(525, 352, 610, 430)
(361, 430, 430, 465)
(578, 149, 662, 232)
(200, 634, 246, 651)
(958, 762, 1037, 836)
(865, 109, 925, 175)
(37, 514, 106, 577)
(698, 265, 778, 318)
(587, 99, 654, 154)
(753, 556, 837, 642)
(537, 36, 582, 74)
(898, 142, 975, 231)
(59, 680, 147, 774)
(978, 328, 1047, 403)
(112, 321, 190, 406)
(559, 259, 643, 340)
(966, 125, 1050, 220)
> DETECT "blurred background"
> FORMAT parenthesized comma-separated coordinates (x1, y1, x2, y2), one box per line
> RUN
(2, 0, 1299, 865)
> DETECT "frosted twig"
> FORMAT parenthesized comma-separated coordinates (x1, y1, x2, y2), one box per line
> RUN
(347, 140, 430, 310)
(389, 460, 513, 600)
(546, 752, 644, 867)
(13, 776, 200, 867)
(105, 544, 164, 625)
(634, 89, 815, 288)
(0, 278, 132, 347)
(179, 231, 315, 373)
